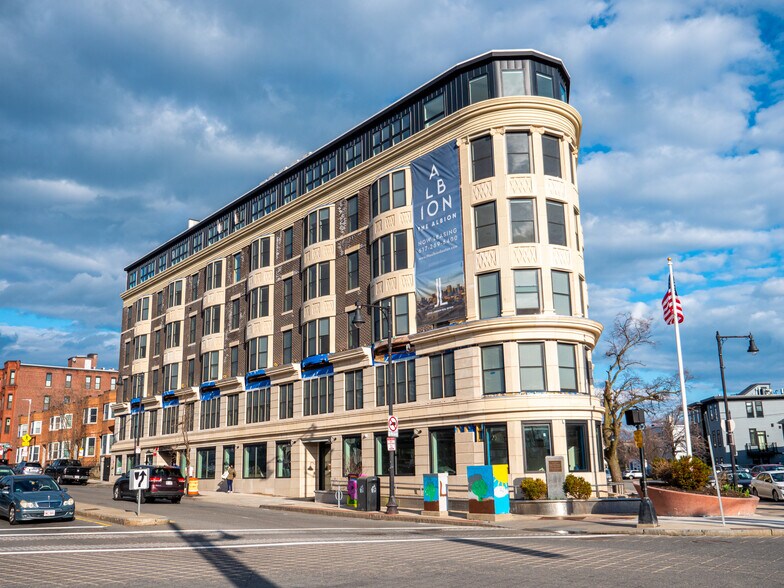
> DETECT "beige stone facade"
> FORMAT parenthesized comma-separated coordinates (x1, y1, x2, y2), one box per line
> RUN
(111, 51, 605, 500)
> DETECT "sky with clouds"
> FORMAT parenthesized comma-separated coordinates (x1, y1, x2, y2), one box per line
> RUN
(1, 0, 782, 402)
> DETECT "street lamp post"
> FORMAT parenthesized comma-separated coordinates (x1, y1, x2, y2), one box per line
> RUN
(715, 331, 758, 489)
(351, 301, 399, 515)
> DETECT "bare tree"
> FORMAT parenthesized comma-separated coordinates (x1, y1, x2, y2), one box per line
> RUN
(601, 313, 677, 482)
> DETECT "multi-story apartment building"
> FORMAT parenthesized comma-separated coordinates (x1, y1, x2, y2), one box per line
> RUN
(112, 50, 604, 499)
(22, 388, 117, 479)
(0, 355, 118, 471)
(689, 383, 784, 467)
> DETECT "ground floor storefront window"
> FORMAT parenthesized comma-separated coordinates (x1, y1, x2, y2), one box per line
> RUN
(484, 424, 508, 466)
(375, 431, 415, 476)
(343, 435, 362, 476)
(429, 428, 456, 474)
(196, 447, 216, 479)
(566, 421, 589, 472)
(244, 443, 267, 479)
(523, 423, 552, 472)
(276, 441, 292, 478)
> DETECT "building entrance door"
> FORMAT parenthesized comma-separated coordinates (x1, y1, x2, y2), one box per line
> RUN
(318, 442, 332, 491)
(102, 457, 111, 481)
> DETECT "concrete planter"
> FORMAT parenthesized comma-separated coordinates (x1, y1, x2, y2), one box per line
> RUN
(634, 483, 759, 517)
(510, 498, 640, 516)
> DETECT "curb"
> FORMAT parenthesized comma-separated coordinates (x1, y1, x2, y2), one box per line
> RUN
(76, 503, 171, 527)
(258, 504, 494, 527)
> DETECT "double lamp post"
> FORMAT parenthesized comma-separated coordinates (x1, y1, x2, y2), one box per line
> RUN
(351, 301, 399, 515)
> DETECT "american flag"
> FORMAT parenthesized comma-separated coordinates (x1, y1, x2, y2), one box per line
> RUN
(662, 282, 684, 325)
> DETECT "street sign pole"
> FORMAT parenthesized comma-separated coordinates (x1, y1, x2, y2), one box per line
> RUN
(137, 487, 141, 517)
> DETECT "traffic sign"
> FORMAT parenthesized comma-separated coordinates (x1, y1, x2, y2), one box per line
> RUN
(388, 415, 399, 438)
(633, 430, 644, 448)
(386, 437, 397, 451)
(21, 434, 31, 447)
(130, 467, 150, 490)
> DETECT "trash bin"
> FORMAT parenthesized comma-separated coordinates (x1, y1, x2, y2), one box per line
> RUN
(357, 476, 381, 511)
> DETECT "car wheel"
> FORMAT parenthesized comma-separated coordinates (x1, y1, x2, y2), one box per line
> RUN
(56, 475, 64, 485)
(751, 487, 758, 497)
(773, 490, 780, 502)
(112, 485, 121, 501)
(8, 505, 17, 525)
(171, 497, 181, 504)
(143, 496, 153, 504)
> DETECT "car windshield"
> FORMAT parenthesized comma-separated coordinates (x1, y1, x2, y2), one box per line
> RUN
(13, 477, 61, 492)
(25, 463, 42, 468)
(771, 473, 784, 482)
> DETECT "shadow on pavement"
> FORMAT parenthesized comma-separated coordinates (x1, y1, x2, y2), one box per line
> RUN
(168, 521, 276, 587)
(447, 537, 566, 559)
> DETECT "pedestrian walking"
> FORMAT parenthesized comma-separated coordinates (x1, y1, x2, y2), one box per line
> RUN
(226, 464, 236, 493)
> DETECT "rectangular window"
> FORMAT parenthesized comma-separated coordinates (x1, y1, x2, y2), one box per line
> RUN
(283, 227, 293, 260)
(347, 251, 359, 291)
(303, 207, 331, 247)
(65, 374, 71, 388)
(278, 383, 294, 419)
(250, 237, 272, 270)
(249, 286, 270, 318)
(423, 93, 445, 127)
(165, 321, 181, 348)
(153, 330, 161, 355)
(542, 135, 562, 178)
(510, 199, 536, 243)
(745, 401, 754, 418)
(148, 410, 158, 437)
(202, 305, 221, 335)
(205, 260, 223, 290)
(189, 316, 197, 344)
(374, 359, 415, 406)
(514, 269, 540, 314)
(474, 202, 497, 249)
(506, 131, 531, 174)
(156, 291, 164, 316)
(282, 330, 292, 364)
(345, 140, 362, 170)
(246, 388, 272, 424)
(469, 74, 489, 103)
(430, 352, 455, 399)
(343, 436, 362, 476)
(43, 395, 51, 411)
(282, 278, 292, 312)
(133, 335, 148, 359)
(83, 407, 98, 424)
(523, 423, 552, 472)
(276, 442, 292, 478)
(566, 421, 589, 472)
(344, 369, 364, 411)
(191, 273, 199, 301)
(348, 318, 360, 348)
(552, 271, 572, 315)
(375, 430, 415, 476)
(243, 443, 266, 479)
(430, 428, 456, 474)
(85, 375, 92, 389)
(95, 376, 101, 390)
(226, 394, 239, 427)
(302, 262, 330, 301)
(484, 424, 509, 466)
(233, 253, 242, 283)
(535, 72, 555, 98)
(347, 195, 359, 232)
(196, 447, 216, 479)
(546, 200, 567, 246)
(519, 342, 547, 392)
(471, 135, 494, 181)
(248, 336, 269, 372)
(755, 401, 764, 417)
(478, 272, 501, 319)
(501, 69, 524, 96)
(230, 346, 239, 377)
(230, 298, 240, 329)
(161, 406, 179, 435)
(302, 376, 334, 416)
(371, 112, 411, 156)
(45, 373, 52, 387)
(163, 363, 179, 391)
(481, 345, 505, 395)
(557, 343, 578, 393)
(187, 358, 195, 387)
(201, 351, 219, 381)
(303, 318, 330, 357)
(192, 233, 203, 254)
(199, 397, 221, 430)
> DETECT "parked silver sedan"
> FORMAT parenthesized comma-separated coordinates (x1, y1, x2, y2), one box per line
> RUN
(750, 471, 784, 501)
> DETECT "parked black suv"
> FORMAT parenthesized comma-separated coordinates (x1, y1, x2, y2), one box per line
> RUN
(112, 465, 185, 503)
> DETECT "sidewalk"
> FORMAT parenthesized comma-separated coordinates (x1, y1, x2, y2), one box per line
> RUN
(191, 490, 784, 536)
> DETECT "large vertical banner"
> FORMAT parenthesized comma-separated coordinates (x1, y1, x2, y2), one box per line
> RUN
(411, 142, 466, 329)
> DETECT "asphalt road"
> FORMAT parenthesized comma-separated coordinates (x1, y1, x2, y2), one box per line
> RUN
(0, 483, 782, 587)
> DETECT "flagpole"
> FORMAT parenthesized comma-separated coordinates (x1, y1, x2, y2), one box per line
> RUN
(669, 257, 692, 456)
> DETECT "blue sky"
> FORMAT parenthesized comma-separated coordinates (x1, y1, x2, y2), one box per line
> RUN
(0, 1, 782, 402)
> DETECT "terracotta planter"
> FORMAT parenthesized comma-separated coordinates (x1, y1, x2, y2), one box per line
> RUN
(634, 483, 759, 517)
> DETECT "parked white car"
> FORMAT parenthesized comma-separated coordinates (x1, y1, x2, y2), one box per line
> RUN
(750, 470, 784, 501)
(623, 469, 643, 479)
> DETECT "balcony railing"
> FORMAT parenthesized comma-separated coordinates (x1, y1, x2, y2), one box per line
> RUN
(745, 442, 781, 455)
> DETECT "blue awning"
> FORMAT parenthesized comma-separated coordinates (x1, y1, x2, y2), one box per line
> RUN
(302, 364, 334, 379)
(301, 353, 330, 370)
(130, 397, 142, 406)
(246, 377, 271, 390)
(200, 389, 220, 401)
(200, 381, 217, 389)
(245, 369, 266, 381)
(162, 391, 179, 408)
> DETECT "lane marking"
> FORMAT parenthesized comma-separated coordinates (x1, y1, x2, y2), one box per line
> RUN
(75, 517, 112, 527)
(0, 525, 105, 532)
(0, 533, 626, 555)
(0, 525, 484, 539)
